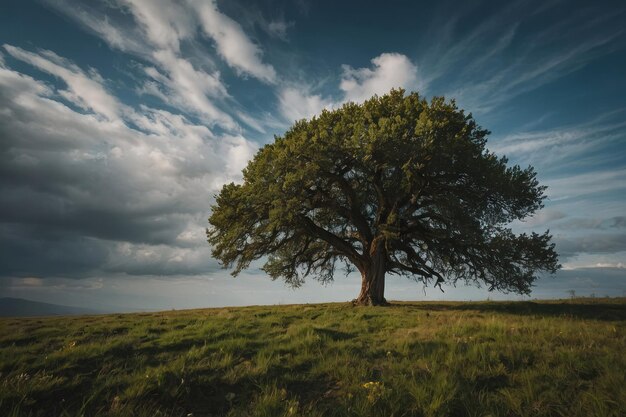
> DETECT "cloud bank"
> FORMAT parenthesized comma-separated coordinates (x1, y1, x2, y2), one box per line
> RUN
(0, 48, 256, 280)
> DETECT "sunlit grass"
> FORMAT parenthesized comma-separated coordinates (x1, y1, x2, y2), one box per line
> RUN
(0, 298, 624, 416)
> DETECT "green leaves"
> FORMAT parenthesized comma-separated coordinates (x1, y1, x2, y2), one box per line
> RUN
(208, 89, 559, 294)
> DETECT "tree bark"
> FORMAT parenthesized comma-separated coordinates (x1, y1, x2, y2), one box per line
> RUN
(353, 239, 388, 306)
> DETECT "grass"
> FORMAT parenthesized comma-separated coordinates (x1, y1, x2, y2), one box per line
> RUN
(0, 298, 624, 416)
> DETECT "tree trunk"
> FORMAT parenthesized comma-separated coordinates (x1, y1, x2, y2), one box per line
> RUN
(353, 239, 388, 306)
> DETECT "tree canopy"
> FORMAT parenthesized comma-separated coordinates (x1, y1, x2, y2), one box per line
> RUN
(207, 89, 559, 305)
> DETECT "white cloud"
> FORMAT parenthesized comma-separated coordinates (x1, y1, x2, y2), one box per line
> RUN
(277, 52, 421, 123)
(43, 0, 149, 55)
(278, 86, 335, 122)
(106, 241, 213, 275)
(93, 15, 139, 52)
(545, 169, 626, 201)
(191, 0, 277, 83)
(556, 216, 626, 231)
(514, 208, 566, 228)
(22, 277, 44, 287)
(268, 20, 293, 40)
(235, 110, 267, 134)
(220, 134, 259, 178)
(122, 0, 197, 52)
(340, 53, 419, 103)
(0, 64, 52, 98)
(3, 44, 123, 121)
(560, 251, 626, 271)
(588, 262, 624, 269)
(147, 50, 236, 129)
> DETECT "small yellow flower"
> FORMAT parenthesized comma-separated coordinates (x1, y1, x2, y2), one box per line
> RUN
(362, 381, 387, 403)
(286, 400, 299, 415)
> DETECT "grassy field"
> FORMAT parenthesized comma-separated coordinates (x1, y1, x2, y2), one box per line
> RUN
(1, 299, 624, 417)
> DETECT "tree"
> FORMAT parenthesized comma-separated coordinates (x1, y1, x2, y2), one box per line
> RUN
(207, 89, 560, 305)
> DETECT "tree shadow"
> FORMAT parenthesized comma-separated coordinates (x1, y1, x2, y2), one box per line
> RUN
(180, 362, 340, 416)
(314, 327, 355, 341)
(392, 300, 626, 321)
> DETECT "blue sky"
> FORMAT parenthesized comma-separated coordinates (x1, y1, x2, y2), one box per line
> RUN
(1, 0, 625, 311)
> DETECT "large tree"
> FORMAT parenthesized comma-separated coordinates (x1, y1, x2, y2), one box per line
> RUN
(207, 89, 559, 305)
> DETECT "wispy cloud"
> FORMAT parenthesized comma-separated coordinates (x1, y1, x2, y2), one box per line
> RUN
(557, 216, 626, 231)
(544, 169, 626, 202)
(514, 209, 567, 229)
(556, 233, 626, 258)
(267, 20, 294, 41)
(192, 0, 277, 83)
(44, 0, 150, 55)
(562, 262, 625, 270)
(489, 109, 626, 174)
(3, 44, 125, 121)
(44, 0, 277, 131)
(146, 50, 236, 129)
(122, 0, 197, 52)
(419, 0, 626, 112)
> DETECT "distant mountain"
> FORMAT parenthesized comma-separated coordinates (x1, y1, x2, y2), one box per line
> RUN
(0, 297, 103, 317)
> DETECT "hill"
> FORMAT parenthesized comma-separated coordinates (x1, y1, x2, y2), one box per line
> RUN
(0, 297, 103, 317)
(0, 299, 624, 416)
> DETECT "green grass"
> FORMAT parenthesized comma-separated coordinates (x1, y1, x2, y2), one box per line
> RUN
(1, 298, 625, 417)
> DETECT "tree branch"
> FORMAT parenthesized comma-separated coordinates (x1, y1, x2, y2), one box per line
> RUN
(390, 240, 445, 290)
(299, 215, 366, 271)
(324, 171, 373, 243)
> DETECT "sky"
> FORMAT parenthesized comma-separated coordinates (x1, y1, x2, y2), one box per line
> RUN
(0, 0, 625, 312)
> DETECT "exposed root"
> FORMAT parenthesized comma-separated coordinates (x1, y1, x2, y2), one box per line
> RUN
(351, 297, 389, 307)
